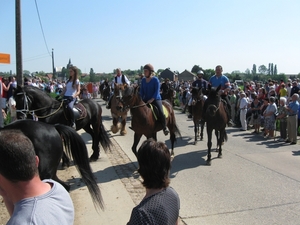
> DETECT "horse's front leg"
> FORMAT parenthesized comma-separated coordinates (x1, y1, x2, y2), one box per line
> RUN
(132, 132, 142, 157)
(200, 120, 205, 141)
(206, 128, 213, 166)
(120, 115, 127, 135)
(193, 119, 198, 145)
(111, 115, 120, 134)
(218, 130, 224, 158)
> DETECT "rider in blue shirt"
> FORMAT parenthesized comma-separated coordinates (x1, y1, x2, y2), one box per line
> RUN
(207, 65, 234, 126)
(140, 64, 169, 136)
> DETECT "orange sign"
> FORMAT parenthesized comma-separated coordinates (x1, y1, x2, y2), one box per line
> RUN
(0, 53, 10, 64)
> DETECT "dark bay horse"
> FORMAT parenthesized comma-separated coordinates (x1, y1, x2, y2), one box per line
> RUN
(119, 86, 181, 157)
(161, 87, 176, 106)
(102, 85, 111, 102)
(203, 84, 228, 166)
(1, 120, 104, 211)
(190, 87, 205, 145)
(110, 83, 129, 135)
(14, 85, 113, 161)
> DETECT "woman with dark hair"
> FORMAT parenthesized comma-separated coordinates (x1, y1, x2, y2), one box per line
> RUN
(127, 138, 180, 225)
(60, 66, 81, 129)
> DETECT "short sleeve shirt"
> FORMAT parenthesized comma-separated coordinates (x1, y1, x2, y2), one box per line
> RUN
(127, 187, 180, 225)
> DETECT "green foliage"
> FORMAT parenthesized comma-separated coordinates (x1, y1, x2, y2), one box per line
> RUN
(191, 65, 202, 74)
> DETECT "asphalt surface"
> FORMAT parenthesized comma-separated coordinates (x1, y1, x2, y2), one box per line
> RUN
(62, 97, 300, 225)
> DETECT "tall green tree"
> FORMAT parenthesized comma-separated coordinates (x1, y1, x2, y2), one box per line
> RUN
(258, 65, 267, 75)
(89, 68, 96, 82)
(191, 65, 202, 74)
(274, 64, 277, 75)
(251, 64, 257, 75)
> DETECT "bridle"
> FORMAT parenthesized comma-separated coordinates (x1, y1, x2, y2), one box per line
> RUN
(118, 86, 147, 111)
(16, 91, 64, 119)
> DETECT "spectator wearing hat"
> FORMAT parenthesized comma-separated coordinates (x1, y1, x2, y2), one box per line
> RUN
(263, 97, 277, 138)
(140, 64, 169, 135)
(285, 93, 299, 144)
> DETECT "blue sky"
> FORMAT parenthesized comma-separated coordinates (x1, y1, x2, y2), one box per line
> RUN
(1, 0, 299, 75)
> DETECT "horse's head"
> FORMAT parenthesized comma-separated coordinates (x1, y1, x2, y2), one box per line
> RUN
(206, 84, 222, 118)
(118, 85, 138, 112)
(190, 86, 202, 100)
(13, 85, 33, 119)
(207, 84, 221, 99)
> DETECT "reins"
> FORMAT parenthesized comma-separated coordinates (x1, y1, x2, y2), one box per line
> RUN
(16, 91, 64, 119)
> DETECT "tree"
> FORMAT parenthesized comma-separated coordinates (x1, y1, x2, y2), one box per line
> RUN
(258, 65, 267, 75)
(251, 64, 257, 75)
(191, 65, 202, 74)
(245, 69, 250, 75)
(274, 64, 277, 75)
(89, 68, 96, 82)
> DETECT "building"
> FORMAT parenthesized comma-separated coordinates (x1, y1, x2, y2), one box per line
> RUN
(178, 70, 195, 82)
(159, 68, 177, 81)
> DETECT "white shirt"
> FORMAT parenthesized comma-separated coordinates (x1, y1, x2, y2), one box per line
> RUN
(239, 97, 248, 110)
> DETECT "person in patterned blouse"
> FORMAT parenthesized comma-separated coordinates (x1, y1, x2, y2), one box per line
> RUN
(127, 138, 180, 225)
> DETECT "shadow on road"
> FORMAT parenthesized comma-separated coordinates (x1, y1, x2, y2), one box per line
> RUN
(170, 149, 207, 178)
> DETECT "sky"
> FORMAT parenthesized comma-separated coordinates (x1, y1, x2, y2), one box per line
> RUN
(1, 0, 300, 75)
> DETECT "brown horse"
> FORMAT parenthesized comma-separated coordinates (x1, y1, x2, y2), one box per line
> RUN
(110, 83, 129, 135)
(203, 84, 228, 166)
(119, 85, 181, 157)
(190, 87, 205, 145)
(161, 87, 176, 106)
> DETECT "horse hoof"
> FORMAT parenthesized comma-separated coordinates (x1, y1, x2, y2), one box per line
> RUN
(194, 141, 197, 145)
(121, 130, 127, 135)
(89, 156, 99, 162)
(111, 125, 119, 134)
(206, 160, 211, 166)
(171, 150, 175, 157)
(218, 154, 222, 158)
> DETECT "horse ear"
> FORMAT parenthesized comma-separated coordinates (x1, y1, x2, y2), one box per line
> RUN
(208, 84, 211, 90)
(216, 84, 221, 92)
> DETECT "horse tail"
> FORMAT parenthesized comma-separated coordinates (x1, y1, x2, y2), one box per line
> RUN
(98, 118, 114, 152)
(54, 124, 104, 212)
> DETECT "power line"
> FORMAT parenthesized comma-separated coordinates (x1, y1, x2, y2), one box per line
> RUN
(34, 0, 51, 56)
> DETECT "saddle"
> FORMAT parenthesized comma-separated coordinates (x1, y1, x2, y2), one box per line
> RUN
(148, 104, 169, 121)
(73, 102, 87, 120)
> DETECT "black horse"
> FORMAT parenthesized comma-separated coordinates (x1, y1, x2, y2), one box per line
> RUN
(14, 85, 113, 161)
(203, 84, 228, 166)
(190, 87, 205, 145)
(1, 120, 104, 211)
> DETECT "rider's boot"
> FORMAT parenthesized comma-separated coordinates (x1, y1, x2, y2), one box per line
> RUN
(106, 95, 112, 109)
(67, 106, 76, 129)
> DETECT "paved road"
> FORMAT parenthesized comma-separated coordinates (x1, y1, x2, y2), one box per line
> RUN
(97, 97, 300, 225)
(43, 97, 300, 225)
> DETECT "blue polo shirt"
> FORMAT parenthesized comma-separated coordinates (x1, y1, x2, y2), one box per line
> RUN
(288, 101, 299, 115)
(209, 75, 230, 89)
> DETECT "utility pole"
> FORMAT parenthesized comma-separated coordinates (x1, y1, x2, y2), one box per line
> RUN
(16, 0, 24, 86)
(52, 48, 56, 80)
